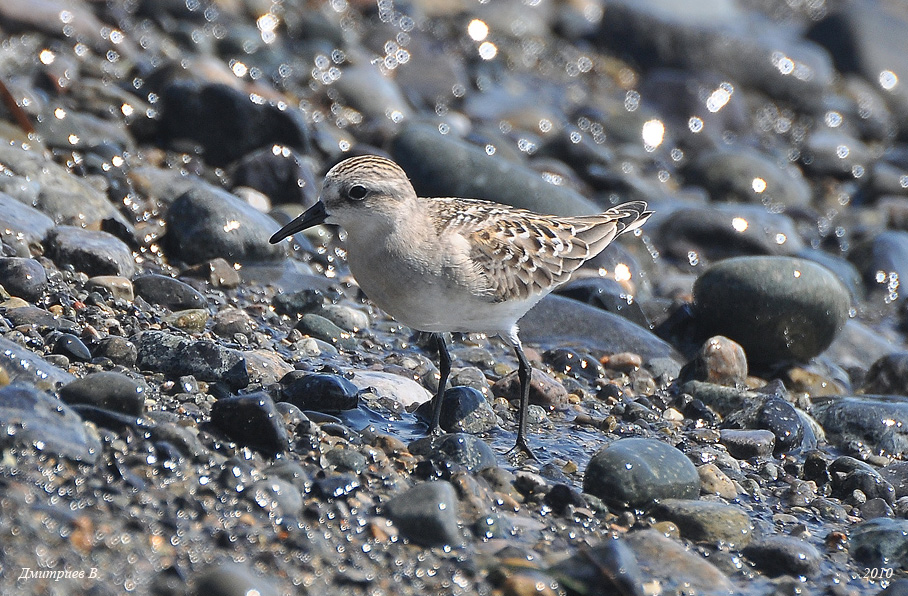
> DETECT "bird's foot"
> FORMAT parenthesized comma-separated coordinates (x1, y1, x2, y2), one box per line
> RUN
(506, 437, 538, 461)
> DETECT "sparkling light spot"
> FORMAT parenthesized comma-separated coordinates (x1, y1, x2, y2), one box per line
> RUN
(751, 177, 767, 193)
(232, 61, 248, 77)
(467, 19, 489, 41)
(478, 41, 497, 60)
(614, 263, 631, 282)
(54, 107, 67, 119)
(121, 103, 134, 117)
(688, 117, 703, 133)
(641, 119, 664, 150)
(880, 70, 899, 91)
(793, 269, 801, 278)
(775, 233, 787, 245)
(223, 220, 240, 232)
(732, 217, 748, 232)
(39, 49, 55, 65)
(706, 83, 733, 112)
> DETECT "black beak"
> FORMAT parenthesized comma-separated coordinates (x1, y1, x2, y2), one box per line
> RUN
(269, 201, 327, 244)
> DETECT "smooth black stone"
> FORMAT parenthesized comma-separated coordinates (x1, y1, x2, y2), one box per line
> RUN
(583, 437, 700, 508)
(157, 81, 310, 167)
(69, 404, 152, 433)
(742, 536, 822, 577)
(135, 330, 249, 389)
(0, 383, 100, 462)
(210, 392, 290, 456)
(59, 371, 148, 416)
(312, 473, 361, 499)
(725, 395, 805, 454)
(133, 274, 207, 310)
(829, 456, 895, 504)
(415, 386, 497, 433)
(164, 183, 286, 265)
(53, 333, 92, 362)
(278, 372, 360, 412)
(384, 481, 461, 547)
(0, 257, 47, 300)
(408, 433, 497, 473)
(693, 256, 850, 366)
(46, 225, 135, 277)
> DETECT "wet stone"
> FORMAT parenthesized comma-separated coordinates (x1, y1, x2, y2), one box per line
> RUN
(0, 257, 47, 301)
(697, 463, 738, 499)
(248, 478, 303, 517)
(693, 257, 850, 366)
(212, 308, 254, 338)
(742, 535, 822, 578)
(0, 192, 54, 257)
(324, 447, 367, 474)
(622, 529, 735, 594)
(94, 336, 138, 367)
(4, 306, 79, 333)
(164, 182, 286, 265)
(231, 146, 319, 206)
(85, 276, 134, 301)
(384, 481, 461, 547)
(650, 499, 753, 547)
(847, 230, 908, 297)
(46, 226, 135, 277)
(53, 333, 92, 363)
(554, 277, 650, 328)
(553, 537, 646, 596)
(135, 330, 249, 389)
(294, 313, 356, 350)
(408, 433, 497, 473)
(163, 309, 209, 332)
(210, 392, 290, 456)
(813, 396, 908, 459)
(583, 438, 701, 509)
(0, 336, 75, 388)
(0, 383, 100, 462)
(416, 386, 497, 434)
(181, 258, 242, 288)
(829, 456, 895, 504)
(492, 367, 568, 409)
(680, 335, 748, 387)
(278, 372, 359, 412)
(720, 429, 776, 459)
(133, 274, 207, 310)
(59, 371, 147, 416)
(849, 518, 908, 568)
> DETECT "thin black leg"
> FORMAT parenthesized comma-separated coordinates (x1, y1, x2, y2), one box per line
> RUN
(510, 341, 537, 460)
(428, 332, 451, 434)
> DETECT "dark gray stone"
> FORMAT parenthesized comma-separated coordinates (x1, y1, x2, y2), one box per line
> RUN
(416, 386, 497, 434)
(848, 230, 908, 297)
(94, 336, 138, 367)
(0, 257, 47, 300)
(0, 336, 75, 388)
(164, 182, 286, 265)
(693, 257, 850, 366)
(278, 372, 360, 412)
(294, 313, 355, 350)
(53, 333, 92, 362)
(133, 274, 207, 310)
(59, 371, 147, 416)
(583, 438, 700, 508)
(4, 307, 79, 333)
(742, 536, 822, 577)
(46, 226, 135, 277)
(135, 330, 249, 389)
(814, 396, 908, 459)
(0, 383, 99, 462)
(863, 353, 908, 396)
(385, 481, 461, 547)
(719, 429, 776, 459)
(210, 392, 290, 456)
(0, 192, 54, 257)
(849, 518, 908, 568)
(408, 433, 497, 473)
(651, 499, 753, 547)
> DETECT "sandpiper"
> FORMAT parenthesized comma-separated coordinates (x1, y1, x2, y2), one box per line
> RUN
(270, 155, 651, 458)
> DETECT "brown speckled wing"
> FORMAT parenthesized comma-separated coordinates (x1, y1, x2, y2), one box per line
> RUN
(432, 199, 652, 303)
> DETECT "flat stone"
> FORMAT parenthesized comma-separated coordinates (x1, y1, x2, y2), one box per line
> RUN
(651, 498, 753, 547)
(59, 371, 147, 416)
(385, 481, 461, 547)
(46, 226, 135, 277)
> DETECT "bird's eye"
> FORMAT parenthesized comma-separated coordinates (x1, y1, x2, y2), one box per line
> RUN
(347, 185, 368, 200)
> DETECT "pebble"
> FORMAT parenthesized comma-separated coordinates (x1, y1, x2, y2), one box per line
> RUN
(0, 383, 100, 462)
(384, 481, 461, 547)
(181, 258, 242, 289)
(680, 335, 748, 387)
(848, 230, 908, 297)
(85, 276, 134, 301)
(848, 517, 908, 568)
(210, 392, 290, 456)
(554, 537, 646, 596)
(0, 257, 47, 301)
(0, 336, 75, 388)
(58, 371, 147, 416)
(162, 308, 209, 332)
(693, 257, 851, 366)
(863, 353, 908, 395)
(294, 313, 356, 350)
(583, 438, 701, 508)
(135, 330, 249, 389)
(4, 306, 80, 333)
(492, 367, 568, 408)
(248, 477, 303, 517)
(742, 535, 822, 577)
(133, 274, 208, 310)
(622, 529, 735, 594)
(408, 433, 497, 473)
(650, 498, 753, 547)
(53, 332, 92, 362)
(231, 146, 319, 207)
(350, 370, 431, 408)
(415, 386, 497, 433)
(697, 463, 738, 500)
(46, 226, 136, 277)
(94, 336, 138, 367)
(164, 182, 286, 265)
(719, 429, 776, 459)
(813, 396, 908, 459)
(278, 372, 360, 412)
